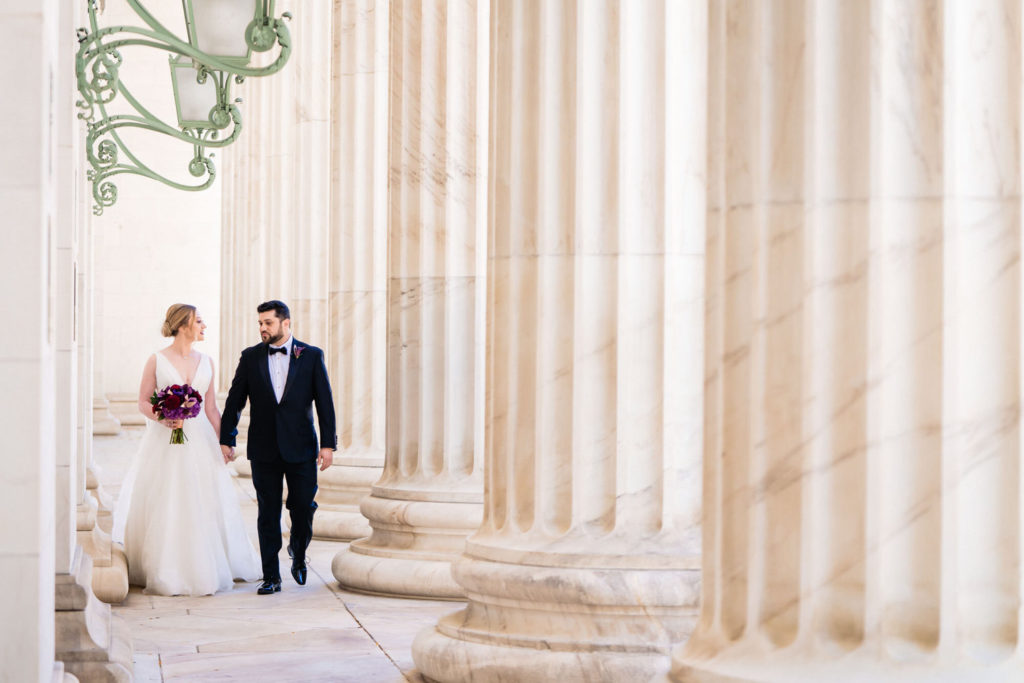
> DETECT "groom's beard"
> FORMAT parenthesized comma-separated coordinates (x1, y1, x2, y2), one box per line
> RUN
(263, 332, 286, 345)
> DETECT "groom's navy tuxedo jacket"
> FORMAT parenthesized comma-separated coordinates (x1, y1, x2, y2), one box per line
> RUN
(220, 339, 337, 463)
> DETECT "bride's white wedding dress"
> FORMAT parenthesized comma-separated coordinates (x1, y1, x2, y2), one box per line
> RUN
(113, 351, 261, 595)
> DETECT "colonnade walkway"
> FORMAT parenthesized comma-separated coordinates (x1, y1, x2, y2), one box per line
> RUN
(94, 430, 453, 682)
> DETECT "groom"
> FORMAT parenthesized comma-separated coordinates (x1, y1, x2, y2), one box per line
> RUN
(220, 300, 336, 594)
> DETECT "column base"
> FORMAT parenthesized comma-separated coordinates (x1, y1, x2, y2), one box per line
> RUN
(333, 542, 464, 599)
(107, 393, 145, 427)
(314, 507, 373, 541)
(77, 497, 129, 604)
(76, 495, 98, 530)
(412, 545, 698, 683)
(86, 465, 114, 534)
(55, 547, 133, 683)
(91, 546, 130, 604)
(91, 399, 121, 436)
(230, 449, 251, 478)
(332, 490, 482, 599)
(414, 620, 673, 683)
(312, 459, 383, 541)
(666, 639, 1024, 683)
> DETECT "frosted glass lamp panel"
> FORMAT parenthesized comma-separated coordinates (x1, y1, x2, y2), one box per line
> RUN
(172, 64, 219, 128)
(191, 0, 257, 60)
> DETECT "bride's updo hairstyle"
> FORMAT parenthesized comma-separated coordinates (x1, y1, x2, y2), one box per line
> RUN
(161, 304, 197, 337)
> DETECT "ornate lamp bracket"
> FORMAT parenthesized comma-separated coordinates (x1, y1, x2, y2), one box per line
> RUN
(75, 0, 292, 215)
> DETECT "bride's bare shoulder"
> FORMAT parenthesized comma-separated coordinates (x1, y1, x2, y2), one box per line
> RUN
(139, 353, 158, 382)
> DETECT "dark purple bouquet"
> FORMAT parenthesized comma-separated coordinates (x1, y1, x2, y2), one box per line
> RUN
(150, 383, 203, 444)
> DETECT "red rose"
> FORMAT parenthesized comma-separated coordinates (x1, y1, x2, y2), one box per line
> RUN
(163, 394, 182, 410)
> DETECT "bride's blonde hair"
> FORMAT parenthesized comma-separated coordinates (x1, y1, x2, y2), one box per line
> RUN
(161, 304, 197, 337)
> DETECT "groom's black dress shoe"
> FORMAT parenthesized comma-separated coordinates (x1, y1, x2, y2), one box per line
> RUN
(257, 579, 282, 595)
(287, 544, 309, 562)
(291, 560, 307, 586)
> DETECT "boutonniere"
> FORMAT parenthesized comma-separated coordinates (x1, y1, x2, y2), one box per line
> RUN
(293, 345, 304, 359)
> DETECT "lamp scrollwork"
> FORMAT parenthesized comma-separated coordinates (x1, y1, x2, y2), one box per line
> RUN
(74, 0, 292, 215)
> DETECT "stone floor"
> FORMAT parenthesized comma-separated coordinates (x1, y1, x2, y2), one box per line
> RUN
(93, 429, 458, 682)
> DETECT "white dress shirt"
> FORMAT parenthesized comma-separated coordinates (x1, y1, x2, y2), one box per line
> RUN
(268, 335, 293, 403)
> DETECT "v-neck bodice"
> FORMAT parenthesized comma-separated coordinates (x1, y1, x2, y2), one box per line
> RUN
(155, 352, 211, 393)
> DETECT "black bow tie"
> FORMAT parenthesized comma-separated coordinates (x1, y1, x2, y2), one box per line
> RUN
(269, 346, 287, 355)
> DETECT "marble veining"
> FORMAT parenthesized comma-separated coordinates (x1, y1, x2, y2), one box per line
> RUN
(671, 2, 1024, 680)
(332, 0, 485, 602)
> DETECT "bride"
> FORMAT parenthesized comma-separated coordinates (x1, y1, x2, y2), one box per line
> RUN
(113, 303, 261, 595)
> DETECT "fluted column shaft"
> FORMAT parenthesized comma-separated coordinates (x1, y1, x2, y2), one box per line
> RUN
(91, 276, 121, 435)
(315, 0, 389, 541)
(220, 4, 389, 538)
(76, 188, 130, 606)
(218, 34, 271, 465)
(220, 1, 302, 388)
(68, 97, 129, 607)
(671, 2, 1024, 681)
(413, 1, 706, 680)
(219, 2, 340, 492)
(3, 2, 129, 679)
(55, 13, 132, 679)
(287, 4, 331, 345)
(333, 0, 485, 599)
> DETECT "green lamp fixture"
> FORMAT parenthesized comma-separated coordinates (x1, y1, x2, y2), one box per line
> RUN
(75, 0, 293, 215)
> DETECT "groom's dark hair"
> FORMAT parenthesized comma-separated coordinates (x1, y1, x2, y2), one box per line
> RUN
(257, 300, 291, 321)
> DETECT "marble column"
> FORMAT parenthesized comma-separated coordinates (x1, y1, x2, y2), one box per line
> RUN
(55, 0, 81, 599)
(669, 2, 1024, 681)
(78, 198, 129, 602)
(283, 1, 335, 531)
(413, 0, 705, 679)
(220, 0, 324, 479)
(333, 0, 485, 598)
(91, 274, 121, 436)
(77, 217, 128, 604)
(1, 1, 132, 679)
(60, 0, 129, 609)
(56, 549, 132, 682)
(218, 64, 260, 473)
(90, 234, 121, 437)
(317, 0, 388, 541)
(284, 2, 331, 347)
(91, 253, 120, 436)
(219, 0, 299, 393)
(91, 360, 121, 436)
(221, 1, 391, 537)
(52, 0, 131, 676)
(76, 163, 95, 539)
(218, 67, 250, 473)
(1, 5, 58, 680)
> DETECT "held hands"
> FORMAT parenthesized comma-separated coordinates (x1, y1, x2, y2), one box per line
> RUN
(216, 444, 324, 467)
(317, 448, 334, 472)
(165, 418, 184, 430)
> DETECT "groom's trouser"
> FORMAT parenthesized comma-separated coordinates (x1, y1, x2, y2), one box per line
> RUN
(250, 455, 318, 581)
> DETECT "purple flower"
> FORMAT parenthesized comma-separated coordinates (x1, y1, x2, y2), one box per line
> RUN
(149, 384, 203, 444)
